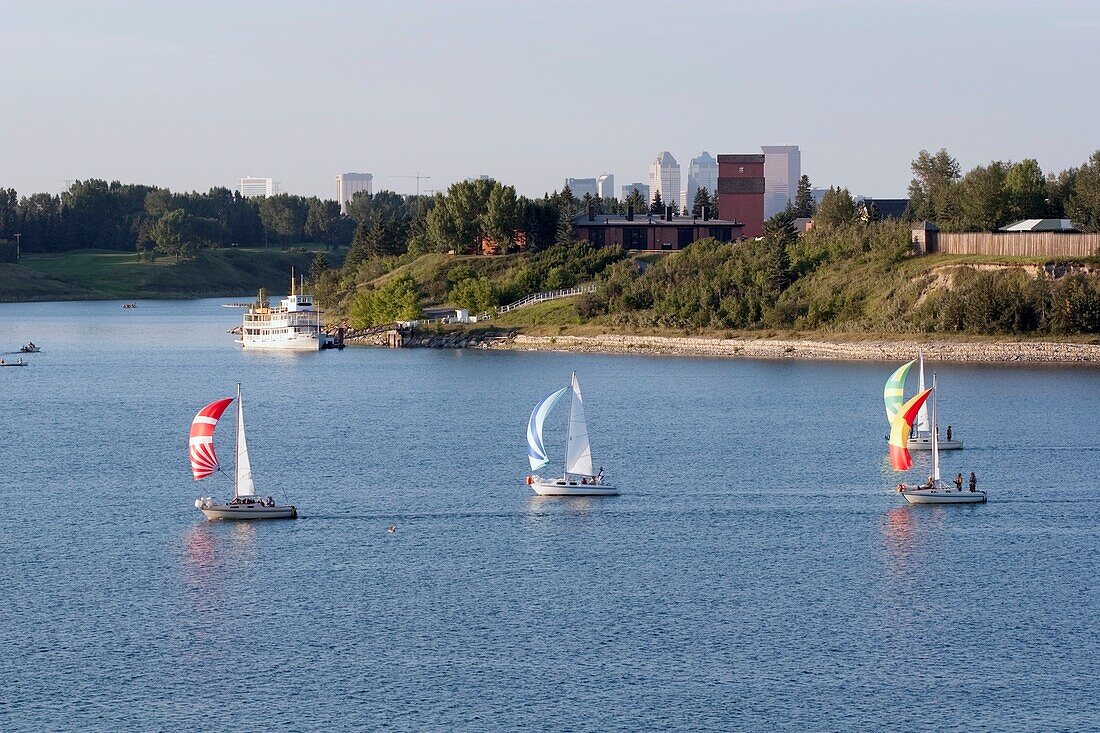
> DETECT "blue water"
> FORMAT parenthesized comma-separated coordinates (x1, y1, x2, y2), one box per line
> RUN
(1, 299, 1098, 732)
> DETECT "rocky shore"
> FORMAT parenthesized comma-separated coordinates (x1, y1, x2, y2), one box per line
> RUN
(339, 325, 1100, 363)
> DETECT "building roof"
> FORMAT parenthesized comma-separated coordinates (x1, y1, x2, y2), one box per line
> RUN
(654, 151, 678, 165)
(860, 198, 911, 219)
(912, 220, 939, 231)
(717, 154, 765, 164)
(573, 213, 743, 227)
(999, 218, 1079, 232)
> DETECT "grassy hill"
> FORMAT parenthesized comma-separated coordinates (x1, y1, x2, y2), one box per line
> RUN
(0, 247, 321, 301)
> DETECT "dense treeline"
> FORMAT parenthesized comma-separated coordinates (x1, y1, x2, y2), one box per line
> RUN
(907, 149, 1100, 232)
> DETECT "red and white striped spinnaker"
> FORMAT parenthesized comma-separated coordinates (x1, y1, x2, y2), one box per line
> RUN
(189, 397, 234, 480)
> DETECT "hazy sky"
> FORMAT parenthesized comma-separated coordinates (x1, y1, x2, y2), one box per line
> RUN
(2, 0, 1097, 199)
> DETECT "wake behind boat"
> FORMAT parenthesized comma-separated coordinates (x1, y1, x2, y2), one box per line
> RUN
(888, 374, 986, 505)
(190, 384, 297, 519)
(525, 372, 618, 496)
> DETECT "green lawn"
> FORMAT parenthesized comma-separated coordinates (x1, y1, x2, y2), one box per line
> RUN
(2, 247, 319, 301)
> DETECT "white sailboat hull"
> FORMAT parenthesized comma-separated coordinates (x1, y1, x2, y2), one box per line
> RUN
(907, 436, 963, 451)
(528, 477, 619, 496)
(900, 488, 986, 504)
(197, 502, 298, 519)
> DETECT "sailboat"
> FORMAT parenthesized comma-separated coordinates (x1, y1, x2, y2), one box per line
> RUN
(893, 374, 986, 505)
(524, 372, 618, 496)
(191, 384, 297, 519)
(884, 349, 963, 451)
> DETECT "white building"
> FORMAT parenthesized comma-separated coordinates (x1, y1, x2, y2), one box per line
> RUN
(237, 177, 277, 199)
(649, 151, 682, 211)
(761, 145, 801, 218)
(685, 152, 718, 213)
(597, 174, 615, 200)
(336, 172, 373, 214)
(564, 177, 598, 200)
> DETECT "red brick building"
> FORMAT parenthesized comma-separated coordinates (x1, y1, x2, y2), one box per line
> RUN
(717, 154, 765, 237)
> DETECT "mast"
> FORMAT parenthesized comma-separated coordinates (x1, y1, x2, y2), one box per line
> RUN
(290, 267, 296, 297)
(931, 373, 940, 484)
(563, 372, 574, 478)
(234, 383, 241, 498)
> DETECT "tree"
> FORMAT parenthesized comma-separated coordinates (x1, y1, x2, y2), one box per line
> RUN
(1005, 159, 1047, 222)
(348, 274, 422, 327)
(1046, 167, 1078, 219)
(762, 210, 795, 290)
(692, 187, 713, 218)
(625, 187, 647, 216)
(908, 148, 961, 224)
(480, 182, 521, 253)
(793, 174, 816, 217)
(259, 194, 306, 246)
(449, 276, 497, 313)
(957, 161, 1011, 230)
(1066, 150, 1100, 232)
(150, 208, 196, 260)
(815, 187, 856, 228)
(649, 190, 665, 215)
(304, 198, 343, 247)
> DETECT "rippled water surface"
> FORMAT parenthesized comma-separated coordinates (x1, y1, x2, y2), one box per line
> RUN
(1, 299, 1098, 732)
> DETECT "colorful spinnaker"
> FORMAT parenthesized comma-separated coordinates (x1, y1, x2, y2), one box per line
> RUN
(888, 388, 931, 471)
(884, 360, 916, 423)
(190, 397, 234, 480)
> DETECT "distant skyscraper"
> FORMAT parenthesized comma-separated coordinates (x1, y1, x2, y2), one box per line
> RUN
(620, 182, 649, 203)
(761, 145, 801, 218)
(597, 174, 615, 200)
(237, 177, 277, 199)
(685, 152, 719, 213)
(335, 172, 373, 214)
(649, 151, 681, 211)
(564, 177, 598, 200)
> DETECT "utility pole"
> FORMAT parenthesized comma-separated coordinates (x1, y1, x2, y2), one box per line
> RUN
(14, 233, 21, 262)
(389, 173, 431, 197)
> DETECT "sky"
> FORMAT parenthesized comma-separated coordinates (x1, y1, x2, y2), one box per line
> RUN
(2, 0, 1098, 200)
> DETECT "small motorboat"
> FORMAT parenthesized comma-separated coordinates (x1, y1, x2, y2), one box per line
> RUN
(189, 384, 298, 520)
(525, 372, 619, 497)
(19, 343, 40, 353)
(122, 303, 137, 309)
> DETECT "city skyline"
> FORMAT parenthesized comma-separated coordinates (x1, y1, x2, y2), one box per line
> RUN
(2, 1, 1098, 200)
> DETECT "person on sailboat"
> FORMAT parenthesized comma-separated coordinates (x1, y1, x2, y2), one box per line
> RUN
(596, 467, 604, 484)
(969, 472, 977, 492)
(954, 473, 963, 491)
(946, 425, 953, 441)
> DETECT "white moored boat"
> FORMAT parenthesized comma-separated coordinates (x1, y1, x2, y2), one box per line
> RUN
(190, 384, 298, 520)
(237, 271, 334, 351)
(525, 372, 618, 497)
(884, 349, 963, 451)
(894, 374, 986, 505)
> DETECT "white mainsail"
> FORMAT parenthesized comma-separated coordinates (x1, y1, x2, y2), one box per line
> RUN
(527, 387, 568, 471)
(564, 372, 594, 478)
(235, 384, 256, 497)
(916, 349, 931, 435)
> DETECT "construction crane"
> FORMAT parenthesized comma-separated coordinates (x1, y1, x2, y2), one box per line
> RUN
(389, 173, 431, 197)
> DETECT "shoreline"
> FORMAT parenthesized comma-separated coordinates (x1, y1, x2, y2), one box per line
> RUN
(342, 328, 1100, 363)
(497, 333, 1100, 362)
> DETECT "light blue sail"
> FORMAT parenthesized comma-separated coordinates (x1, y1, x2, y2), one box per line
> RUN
(527, 387, 568, 471)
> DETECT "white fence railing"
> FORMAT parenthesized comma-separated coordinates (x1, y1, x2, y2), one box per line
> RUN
(495, 284, 596, 315)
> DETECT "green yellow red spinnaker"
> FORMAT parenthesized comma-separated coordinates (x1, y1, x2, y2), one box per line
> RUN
(889, 388, 932, 470)
(884, 360, 915, 424)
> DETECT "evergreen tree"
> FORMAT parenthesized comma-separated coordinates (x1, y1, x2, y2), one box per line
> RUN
(625, 188, 646, 215)
(816, 187, 857, 228)
(692, 187, 712, 217)
(649, 190, 665, 215)
(793, 174, 816, 217)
